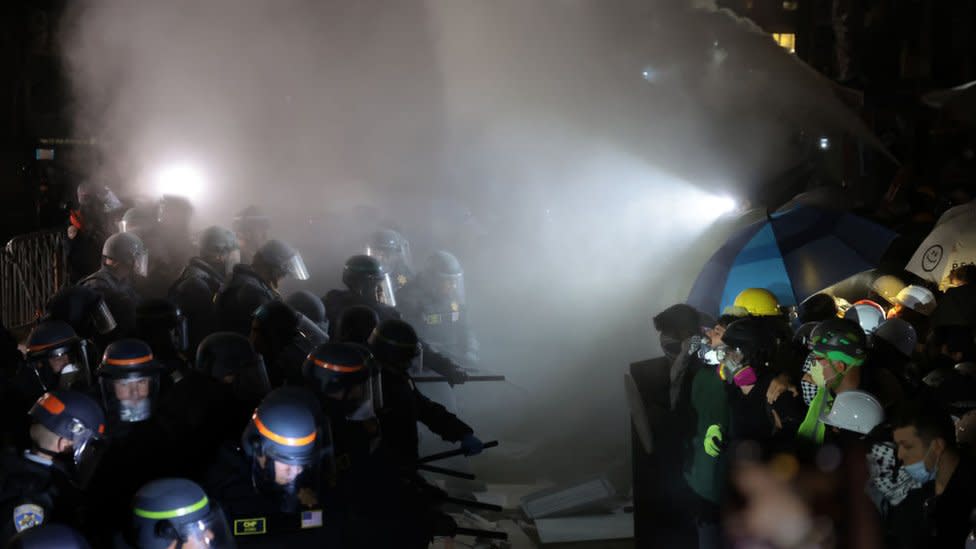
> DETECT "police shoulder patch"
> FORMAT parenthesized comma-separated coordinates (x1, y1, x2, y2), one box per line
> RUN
(13, 503, 44, 533)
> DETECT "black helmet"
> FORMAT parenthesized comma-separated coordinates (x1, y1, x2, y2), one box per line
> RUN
(195, 332, 270, 402)
(253, 239, 309, 281)
(422, 251, 466, 305)
(8, 524, 91, 549)
(199, 225, 240, 257)
(232, 205, 270, 234)
(28, 391, 106, 487)
(285, 290, 329, 333)
(45, 286, 117, 338)
(135, 299, 189, 356)
(119, 205, 159, 236)
(24, 320, 91, 391)
(130, 478, 233, 549)
(810, 317, 867, 366)
(718, 317, 781, 384)
(365, 229, 411, 272)
(368, 319, 421, 365)
(96, 339, 162, 423)
(102, 232, 149, 277)
(335, 305, 379, 345)
(241, 388, 329, 507)
(303, 342, 379, 421)
(342, 255, 396, 307)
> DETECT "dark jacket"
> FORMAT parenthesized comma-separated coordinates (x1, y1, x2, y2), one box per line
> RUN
(0, 451, 82, 546)
(169, 257, 225, 355)
(214, 264, 279, 336)
(78, 267, 140, 340)
(396, 282, 478, 365)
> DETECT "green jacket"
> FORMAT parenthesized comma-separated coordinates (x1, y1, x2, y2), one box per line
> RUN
(683, 366, 729, 504)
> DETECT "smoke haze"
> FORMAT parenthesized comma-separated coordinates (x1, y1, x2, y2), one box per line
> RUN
(61, 0, 875, 485)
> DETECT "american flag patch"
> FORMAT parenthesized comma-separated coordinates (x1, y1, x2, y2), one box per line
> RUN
(301, 510, 323, 529)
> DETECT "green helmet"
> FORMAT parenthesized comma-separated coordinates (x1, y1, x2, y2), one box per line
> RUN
(810, 318, 867, 366)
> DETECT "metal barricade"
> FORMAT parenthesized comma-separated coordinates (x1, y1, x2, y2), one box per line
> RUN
(1, 229, 68, 330)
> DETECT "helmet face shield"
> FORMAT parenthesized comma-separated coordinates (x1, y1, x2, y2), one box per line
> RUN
(134, 499, 235, 549)
(281, 253, 310, 281)
(100, 374, 159, 423)
(223, 248, 241, 277)
(434, 273, 465, 307)
(28, 341, 91, 391)
(71, 435, 106, 489)
(133, 252, 150, 278)
(371, 274, 396, 307)
(230, 356, 272, 402)
(171, 314, 190, 354)
(91, 298, 118, 335)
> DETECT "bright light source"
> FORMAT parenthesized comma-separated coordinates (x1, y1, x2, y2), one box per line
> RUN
(819, 136, 830, 150)
(153, 163, 206, 201)
(641, 65, 657, 82)
(701, 195, 738, 218)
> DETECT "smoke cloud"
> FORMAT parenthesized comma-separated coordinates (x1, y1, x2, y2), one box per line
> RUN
(61, 0, 876, 485)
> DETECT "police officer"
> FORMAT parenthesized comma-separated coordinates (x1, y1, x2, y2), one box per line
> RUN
(78, 232, 148, 338)
(195, 332, 271, 425)
(156, 195, 195, 281)
(134, 299, 190, 383)
(285, 290, 329, 335)
(368, 319, 483, 467)
(397, 250, 479, 366)
(95, 339, 163, 430)
(118, 205, 173, 298)
(0, 391, 106, 544)
(324, 255, 467, 385)
(365, 229, 413, 290)
(249, 301, 327, 387)
(124, 478, 233, 549)
(6, 523, 92, 549)
(169, 225, 240, 356)
(334, 305, 379, 347)
(44, 286, 117, 345)
(215, 239, 310, 336)
(232, 205, 271, 264)
(66, 182, 122, 283)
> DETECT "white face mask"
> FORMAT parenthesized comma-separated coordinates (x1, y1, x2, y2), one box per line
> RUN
(118, 398, 151, 422)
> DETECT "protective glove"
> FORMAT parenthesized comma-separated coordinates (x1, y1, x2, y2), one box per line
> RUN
(704, 424, 725, 458)
(808, 362, 827, 388)
(461, 433, 485, 456)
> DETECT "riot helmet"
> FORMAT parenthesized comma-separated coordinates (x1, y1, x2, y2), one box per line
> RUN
(365, 229, 411, 272)
(129, 478, 233, 549)
(45, 286, 117, 338)
(422, 251, 466, 307)
(335, 305, 379, 346)
(242, 388, 329, 509)
(77, 182, 122, 214)
(232, 205, 270, 243)
(285, 290, 329, 334)
(195, 332, 271, 403)
(303, 342, 380, 421)
(198, 225, 240, 277)
(136, 299, 189, 357)
(119, 205, 160, 237)
(103, 232, 149, 278)
(24, 320, 91, 392)
(342, 255, 396, 307)
(7, 524, 92, 549)
(368, 319, 421, 367)
(28, 391, 106, 488)
(97, 339, 162, 423)
(253, 239, 309, 283)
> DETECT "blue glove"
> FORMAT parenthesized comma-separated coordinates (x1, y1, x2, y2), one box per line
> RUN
(460, 434, 484, 456)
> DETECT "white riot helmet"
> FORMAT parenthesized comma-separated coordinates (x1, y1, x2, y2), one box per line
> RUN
(874, 318, 918, 357)
(821, 390, 884, 435)
(892, 285, 937, 316)
(844, 300, 887, 337)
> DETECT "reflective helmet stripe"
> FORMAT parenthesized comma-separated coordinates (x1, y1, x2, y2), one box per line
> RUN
(105, 354, 154, 366)
(38, 393, 65, 415)
(28, 337, 74, 353)
(311, 357, 363, 373)
(253, 413, 316, 447)
(133, 495, 209, 520)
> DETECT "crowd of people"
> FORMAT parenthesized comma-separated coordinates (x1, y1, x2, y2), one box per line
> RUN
(652, 262, 976, 548)
(0, 182, 490, 548)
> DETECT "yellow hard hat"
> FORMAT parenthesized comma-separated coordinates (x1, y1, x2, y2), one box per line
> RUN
(730, 288, 781, 317)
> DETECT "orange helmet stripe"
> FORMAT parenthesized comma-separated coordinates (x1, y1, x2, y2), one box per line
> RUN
(253, 413, 316, 447)
(105, 354, 154, 366)
(311, 357, 363, 373)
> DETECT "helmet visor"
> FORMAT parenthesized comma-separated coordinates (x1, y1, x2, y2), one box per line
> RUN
(434, 273, 466, 307)
(231, 356, 272, 403)
(71, 436, 106, 489)
(91, 298, 118, 334)
(133, 252, 150, 278)
(284, 253, 310, 281)
(371, 274, 396, 308)
(171, 508, 235, 549)
(224, 248, 241, 277)
(29, 343, 91, 391)
(100, 374, 159, 423)
(295, 313, 329, 347)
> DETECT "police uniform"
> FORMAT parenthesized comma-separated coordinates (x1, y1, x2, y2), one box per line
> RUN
(397, 282, 478, 366)
(0, 451, 80, 545)
(214, 264, 280, 336)
(169, 257, 225, 355)
(78, 267, 140, 339)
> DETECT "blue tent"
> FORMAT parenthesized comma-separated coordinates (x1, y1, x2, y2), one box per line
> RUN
(686, 205, 897, 317)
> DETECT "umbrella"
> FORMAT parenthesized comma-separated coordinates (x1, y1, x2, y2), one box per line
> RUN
(905, 200, 976, 290)
(687, 205, 897, 317)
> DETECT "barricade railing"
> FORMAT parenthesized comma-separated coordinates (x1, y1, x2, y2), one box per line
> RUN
(1, 229, 68, 330)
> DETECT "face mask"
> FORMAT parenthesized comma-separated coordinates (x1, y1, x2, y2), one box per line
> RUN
(903, 444, 937, 484)
(118, 398, 152, 423)
(701, 348, 722, 366)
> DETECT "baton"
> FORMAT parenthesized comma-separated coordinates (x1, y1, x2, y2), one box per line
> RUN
(419, 440, 499, 464)
(455, 527, 509, 541)
(417, 464, 477, 480)
(413, 375, 506, 383)
(443, 496, 503, 512)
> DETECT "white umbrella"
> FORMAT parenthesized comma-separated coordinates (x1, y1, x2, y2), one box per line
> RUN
(905, 200, 976, 289)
